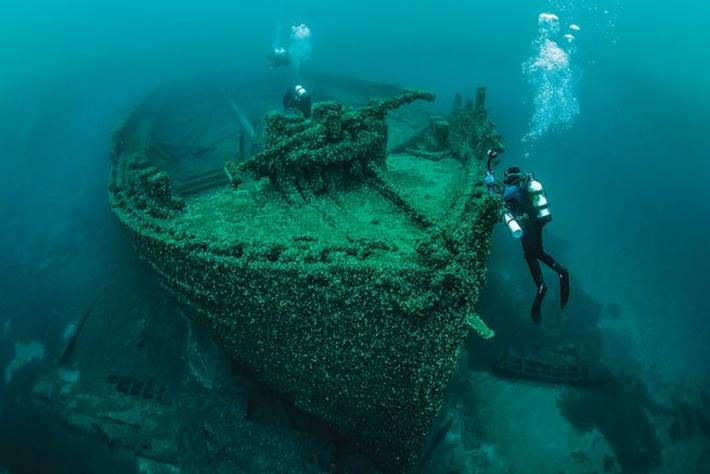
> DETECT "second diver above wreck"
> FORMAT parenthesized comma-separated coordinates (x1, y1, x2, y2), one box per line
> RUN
(109, 76, 503, 472)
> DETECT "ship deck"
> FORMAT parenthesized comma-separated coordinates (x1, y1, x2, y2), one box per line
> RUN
(167, 152, 468, 266)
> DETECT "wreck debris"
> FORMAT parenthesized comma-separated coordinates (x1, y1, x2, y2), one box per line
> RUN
(58, 303, 95, 366)
(494, 345, 612, 385)
(448, 86, 504, 161)
(106, 374, 169, 403)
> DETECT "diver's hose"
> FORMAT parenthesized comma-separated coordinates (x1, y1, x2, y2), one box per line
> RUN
(485, 150, 498, 196)
(486, 149, 498, 174)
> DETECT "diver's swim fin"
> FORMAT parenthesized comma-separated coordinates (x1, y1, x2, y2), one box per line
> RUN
(560, 269, 570, 309)
(531, 284, 548, 324)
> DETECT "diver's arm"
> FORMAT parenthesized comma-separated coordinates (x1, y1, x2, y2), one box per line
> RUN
(485, 172, 504, 195)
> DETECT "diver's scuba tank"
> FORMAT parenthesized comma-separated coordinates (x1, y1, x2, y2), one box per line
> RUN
(527, 177, 552, 222)
(503, 212, 523, 239)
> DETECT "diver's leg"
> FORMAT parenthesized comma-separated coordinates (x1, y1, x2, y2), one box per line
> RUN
(522, 224, 547, 324)
(558, 266, 570, 308)
(522, 227, 544, 286)
(537, 226, 570, 309)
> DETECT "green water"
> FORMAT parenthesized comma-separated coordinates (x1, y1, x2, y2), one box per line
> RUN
(0, 1, 708, 472)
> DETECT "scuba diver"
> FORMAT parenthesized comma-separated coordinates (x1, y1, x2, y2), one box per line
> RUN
(267, 47, 291, 68)
(283, 85, 312, 118)
(267, 24, 312, 70)
(485, 150, 570, 324)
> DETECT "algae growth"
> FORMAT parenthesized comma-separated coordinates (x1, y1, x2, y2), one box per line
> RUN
(108, 77, 503, 471)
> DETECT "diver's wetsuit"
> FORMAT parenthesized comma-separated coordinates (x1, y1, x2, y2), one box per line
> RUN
(501, 173, 569, 323)
(520, 219, 566, 289)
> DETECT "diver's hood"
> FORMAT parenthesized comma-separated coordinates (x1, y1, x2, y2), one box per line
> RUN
(503, 166, 524, 184)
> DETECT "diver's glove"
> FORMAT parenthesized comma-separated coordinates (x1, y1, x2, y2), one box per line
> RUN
(484, 172, 496, 186)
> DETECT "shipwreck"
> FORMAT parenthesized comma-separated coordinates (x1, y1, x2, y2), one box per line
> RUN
(108, 72, 503, 471)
